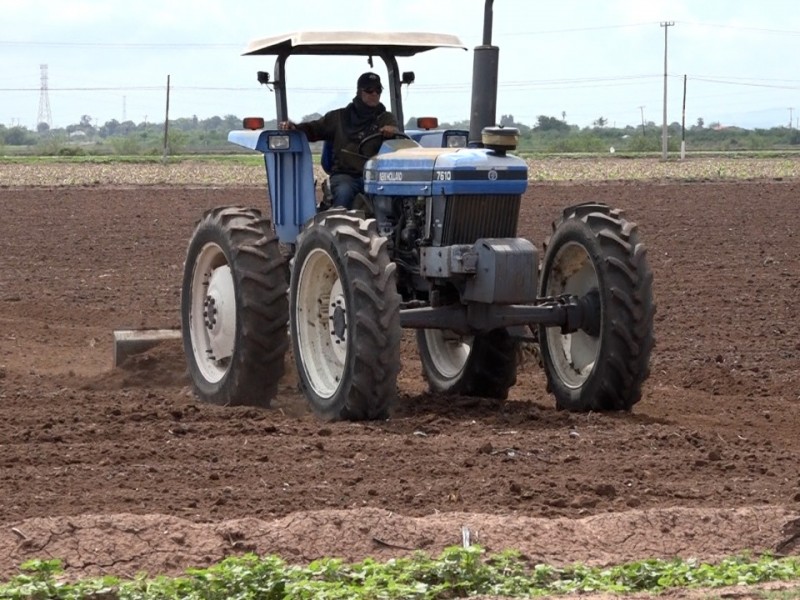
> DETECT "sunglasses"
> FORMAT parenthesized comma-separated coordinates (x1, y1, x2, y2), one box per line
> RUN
(361, 87, 382, 95)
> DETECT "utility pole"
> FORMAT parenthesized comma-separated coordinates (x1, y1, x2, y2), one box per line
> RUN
(789, 107, 794, 129)
(680, 74, 687, 160)
(37, 64, 53, 129)
(639, 105, 646, 136)
(163, 75, 171, 162)
(660, 21, 674, 160)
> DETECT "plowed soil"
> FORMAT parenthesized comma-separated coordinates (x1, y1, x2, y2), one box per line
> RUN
(1, 178, 799, 587)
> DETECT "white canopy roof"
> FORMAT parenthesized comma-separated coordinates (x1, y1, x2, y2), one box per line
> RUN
(243, 31, 467, 57)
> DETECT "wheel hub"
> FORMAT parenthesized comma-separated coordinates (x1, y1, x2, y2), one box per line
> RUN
(203, 265, 236, 361)
(330, 302, 346, 342)
(578, 289, 601, 337)
(203, 295, 219, 331)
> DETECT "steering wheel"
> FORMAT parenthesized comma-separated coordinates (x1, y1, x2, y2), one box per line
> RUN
(357, 131, 412, 156)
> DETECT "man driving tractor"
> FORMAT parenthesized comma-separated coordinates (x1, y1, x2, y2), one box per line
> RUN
(279, 71, 399, 208)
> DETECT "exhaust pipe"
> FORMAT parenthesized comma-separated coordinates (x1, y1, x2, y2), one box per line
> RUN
(468, 0, 499, 145)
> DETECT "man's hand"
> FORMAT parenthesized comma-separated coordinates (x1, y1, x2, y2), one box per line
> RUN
(279, 121, 296, 131)
(380, 125, 399, 137)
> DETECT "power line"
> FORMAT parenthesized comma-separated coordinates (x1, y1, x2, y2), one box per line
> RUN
(2, 73, 797, 95)
(689, 76, 800, 90)
(0, 76, 662, 93)
(0, 40, 238, 48)
(675, 21, 800, 36)
(3, 20, 798, 49)
(496, 22, 658, 35)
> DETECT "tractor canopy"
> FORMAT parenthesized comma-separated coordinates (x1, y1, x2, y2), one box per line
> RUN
(240, 31, 467, 127)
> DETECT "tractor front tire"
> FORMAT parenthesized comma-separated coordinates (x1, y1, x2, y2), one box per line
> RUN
(181, 206, 289, 407)
(538, 202, 655, 411)
(290, 212, 401, 421)
(416, 328, 518, 399)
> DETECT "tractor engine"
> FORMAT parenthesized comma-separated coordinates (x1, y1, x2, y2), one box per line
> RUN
(370, 194, 427, 297)
(363, 129, 531, 303)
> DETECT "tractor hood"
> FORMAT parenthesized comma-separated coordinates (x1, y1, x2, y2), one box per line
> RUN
(363, 144, 528, 196)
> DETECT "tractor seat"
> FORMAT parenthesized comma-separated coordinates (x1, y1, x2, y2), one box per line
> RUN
(321, 140, 334, 175)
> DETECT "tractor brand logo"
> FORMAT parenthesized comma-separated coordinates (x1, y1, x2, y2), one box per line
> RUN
(487, 169, 498, 181)
(379, 171, 403, 182)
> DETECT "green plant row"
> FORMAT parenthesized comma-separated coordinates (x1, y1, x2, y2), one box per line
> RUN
(2, 546, 800, 600)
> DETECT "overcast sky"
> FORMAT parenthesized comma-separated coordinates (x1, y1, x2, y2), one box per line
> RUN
(2, 0, 799, 131)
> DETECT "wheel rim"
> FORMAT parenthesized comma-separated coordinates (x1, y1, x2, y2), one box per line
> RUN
(544, 241, 601, 389)
(295, 248, 346, 398)
(188, 242, 236, 384)
(423, 329, 474, 380)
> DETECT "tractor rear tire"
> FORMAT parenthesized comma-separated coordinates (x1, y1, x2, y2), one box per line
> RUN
(290, 211, 401, 421)
(416, 328, 518, 399)
(181, 206, 289, 407)
(538, 202, 655, 411)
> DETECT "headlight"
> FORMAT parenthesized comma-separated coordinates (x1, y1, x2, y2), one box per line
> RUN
(446, 134, 467, 148)
(268, 135, 290, 150)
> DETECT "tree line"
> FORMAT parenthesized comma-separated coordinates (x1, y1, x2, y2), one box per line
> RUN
(2, 112, 799, 156)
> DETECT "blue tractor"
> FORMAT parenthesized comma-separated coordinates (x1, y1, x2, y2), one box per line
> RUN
(181, 5, 655, 421)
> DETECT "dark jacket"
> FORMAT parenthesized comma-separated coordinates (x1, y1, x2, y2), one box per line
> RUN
(296, 98, 397, 176)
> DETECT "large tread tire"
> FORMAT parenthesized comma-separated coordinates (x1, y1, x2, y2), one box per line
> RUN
(416, 328, 518, 400)
(181, 206, 289, 407)
(538, 202, 655, 411)
(290, 211, 401, 421)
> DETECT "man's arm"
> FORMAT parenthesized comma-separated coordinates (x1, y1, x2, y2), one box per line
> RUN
(279, 112, 335, 142)
(378, 112, 399, 137)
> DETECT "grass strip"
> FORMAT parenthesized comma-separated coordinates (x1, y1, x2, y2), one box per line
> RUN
(2, 546, 800, 599)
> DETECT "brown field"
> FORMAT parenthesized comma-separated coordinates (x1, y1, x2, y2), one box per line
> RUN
(0, 160, 799, 593)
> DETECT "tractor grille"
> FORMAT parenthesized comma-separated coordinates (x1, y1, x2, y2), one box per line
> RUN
(440, 194, 521, 245)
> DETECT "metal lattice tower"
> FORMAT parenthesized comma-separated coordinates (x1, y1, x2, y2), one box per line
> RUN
(37, 64, 52, 128)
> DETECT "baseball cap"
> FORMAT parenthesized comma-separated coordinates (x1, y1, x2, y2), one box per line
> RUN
(357, 72, 383, 92)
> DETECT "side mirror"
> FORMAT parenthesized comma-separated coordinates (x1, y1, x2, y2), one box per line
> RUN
(401, 71, 415, 85)
(257, 71, 271, 85)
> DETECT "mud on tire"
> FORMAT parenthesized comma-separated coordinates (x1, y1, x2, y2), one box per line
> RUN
(538, 202, 655, 411)
(290, 211, 401, 421)
(181, 206, 289, 407)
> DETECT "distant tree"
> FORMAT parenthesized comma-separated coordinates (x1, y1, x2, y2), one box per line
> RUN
(166, 130, 188, 154)
(66, 115, 95, 136)
(593, 116, 608, 128)
(99, 119, 120, 138)
(37, 122, 50, 134)
(498, 114, 531, 134)
(447, 119, 470, 130)
(696, 117, 705, 129)
(79, 114, 94, 132)
(4, 126, 36, 145)
(203, 115, 223, 131)
(534, 115, 570, 132)
(223, 114, 240, 130)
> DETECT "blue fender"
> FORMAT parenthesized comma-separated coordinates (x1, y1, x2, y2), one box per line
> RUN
(228, 129, 317, 243)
